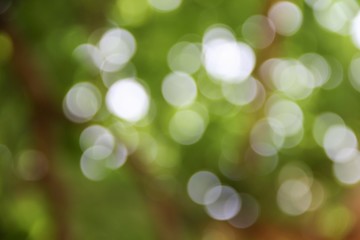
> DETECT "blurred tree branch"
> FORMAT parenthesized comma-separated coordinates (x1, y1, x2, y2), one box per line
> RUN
(1, 14, 72, 240)
(127, 153, 183, 240)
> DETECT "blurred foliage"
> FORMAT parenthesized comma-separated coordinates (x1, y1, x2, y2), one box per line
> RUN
(3, 0, 360, 239)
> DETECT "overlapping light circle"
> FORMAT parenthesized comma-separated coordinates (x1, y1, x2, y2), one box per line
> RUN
(202, 26, 256, 83)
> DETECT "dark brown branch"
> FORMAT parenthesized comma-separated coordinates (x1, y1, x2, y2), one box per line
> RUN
(1, 16, 72, 240)
(127, 154, 182, 240)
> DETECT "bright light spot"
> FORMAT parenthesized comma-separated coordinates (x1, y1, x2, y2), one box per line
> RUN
(266, 98, 303, 137)
(169, 110, 206, 145)
(187, 171, 221, 205)
(229, 194, 260, 228)
(277, 180, 312, 216)
(98, 28, 136, 72)
(272, 60, 315, 100)
(205, 186, 241, 221)
(63, 82, 101, 123)
(17, 150, 48, 181)
(242, 15, 276, 49)
(323, 125, 358, 163)
(221, 77, 258, 106)
(162, 72, 197, 107)
(148, 0, 181, 12)
(268, 1, 303, 36)
(348, 55, 360, 92)
(106, 79, 150, 122)
(167, 42, 201, 74)
(80, 125, 115, 152)
(204, 40, 255, 82)
(313, 0, 358, 35)
(300, 53, 331, 87)
(313, 112, 345, 146)
(333, 156, 360, 184)
(351, 12, 360, 49)
(250, 118, 285, 156)
(203, 26, 256, 82)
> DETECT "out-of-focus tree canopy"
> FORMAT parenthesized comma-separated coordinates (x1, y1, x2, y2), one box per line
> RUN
(2, 0, 360, 239)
